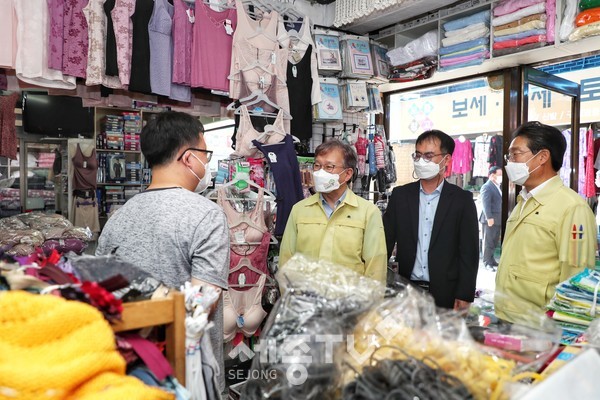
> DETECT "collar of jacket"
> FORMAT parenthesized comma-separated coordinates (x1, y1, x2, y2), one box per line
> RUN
(517, 175, 563, 207)
(304, 189, 359, 209)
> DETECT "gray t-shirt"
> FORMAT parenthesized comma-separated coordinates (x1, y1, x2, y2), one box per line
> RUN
(96, 187, 230, 392)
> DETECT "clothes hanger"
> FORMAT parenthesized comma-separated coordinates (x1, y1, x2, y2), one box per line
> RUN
(201, 0, 236, 10)
(232, 89, 293, 120)
(228, 258, 278, 288)
(205, 171, 276, 201)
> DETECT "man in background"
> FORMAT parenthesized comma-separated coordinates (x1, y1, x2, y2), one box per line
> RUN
(383, 130, 479, 310)
(479, 166, 503, 271)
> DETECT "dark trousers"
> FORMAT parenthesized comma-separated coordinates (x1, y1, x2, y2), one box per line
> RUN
(482, 223, 501, 265)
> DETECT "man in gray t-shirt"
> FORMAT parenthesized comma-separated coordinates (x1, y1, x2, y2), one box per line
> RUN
(96, 111, 229, 393)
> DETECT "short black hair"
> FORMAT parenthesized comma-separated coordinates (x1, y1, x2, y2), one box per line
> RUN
(314, 139, 358, 172)
(512, 121, 566, 171)
(141, 111, 204, 168)
(489, 166, 501, 175)
(416, 129, 455, 155)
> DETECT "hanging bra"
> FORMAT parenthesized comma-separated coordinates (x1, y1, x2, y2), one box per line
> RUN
(234, 104, 286, 158)
(218, 185, 268, 250)
(228, 230, 271, 289)
(223, 274, 268, 342)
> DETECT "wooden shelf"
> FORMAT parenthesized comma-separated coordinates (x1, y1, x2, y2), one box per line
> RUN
(112, 292, 186, 385)
(97, 182, 145, 186)
(96, 149, 141, 154)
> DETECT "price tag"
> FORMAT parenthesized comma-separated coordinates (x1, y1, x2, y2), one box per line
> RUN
(224, 19, 233, 35)
(234, 231, 245, 243)
(186, 8, 195, 24)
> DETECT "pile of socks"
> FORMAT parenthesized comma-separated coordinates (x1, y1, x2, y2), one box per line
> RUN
(439, 10, 491, 72)
(491, 0, 555, 57)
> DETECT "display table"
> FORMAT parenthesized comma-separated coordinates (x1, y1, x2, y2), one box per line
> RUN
(111, 291, 186, 385)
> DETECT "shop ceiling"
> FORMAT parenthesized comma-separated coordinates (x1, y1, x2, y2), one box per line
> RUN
(340, 0, 460, 34)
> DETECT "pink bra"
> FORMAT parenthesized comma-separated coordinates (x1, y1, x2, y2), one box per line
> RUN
(218, 186, 268, 251)
(234, 104, 286, 158)
(223, 274, 268, 342)
(228, 231, 271, 289)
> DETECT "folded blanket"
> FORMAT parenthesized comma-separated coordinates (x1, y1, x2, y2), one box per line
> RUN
(494, 12, 546, 30)
(438, 58, 486, 71)
(443, 10, 491, 31)
(442, 26, 489, 47)
(494, 0, 544, 16)
(492, 41, 547, 56)
(440, 51, 489, 66)
(439, 37, 490, 55)
(569, 20, 600, 40)
(445, 22, 487, 37)
(494, 28, 546, 42)
(440, 44, 487, 59)
(492, 2, 546, 26)
(493, 34, 547, 49)
(495, 19, 546, 36)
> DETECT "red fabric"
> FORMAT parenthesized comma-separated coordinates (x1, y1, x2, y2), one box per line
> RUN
(492, 35, 547, 49)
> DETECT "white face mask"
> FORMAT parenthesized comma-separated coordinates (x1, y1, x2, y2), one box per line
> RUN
(188, 152, 212, 193)
(313, 169, 342, 193)
(496, 176, 502, 185)
(413, 156, 446, 180)
(505, 153, 539, 186)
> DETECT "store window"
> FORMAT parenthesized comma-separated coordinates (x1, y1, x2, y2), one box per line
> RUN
(387, 77, 503, 190)
(202, 118, 235, 172)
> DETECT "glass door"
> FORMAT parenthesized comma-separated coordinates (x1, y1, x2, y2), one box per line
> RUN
(523, 67, 581, 191)
(22, 141, 66, 214)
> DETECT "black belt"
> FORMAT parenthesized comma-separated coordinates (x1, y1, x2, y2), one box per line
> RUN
(410, 280, 430, 291)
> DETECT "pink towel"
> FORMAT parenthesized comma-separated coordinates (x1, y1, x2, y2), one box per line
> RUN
(494, 0, 544, 17)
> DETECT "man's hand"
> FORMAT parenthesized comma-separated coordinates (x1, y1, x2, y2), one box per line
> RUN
(487, 218, 494, 227)
(454, 299, 471, 311)
(191, 277, 222, 315)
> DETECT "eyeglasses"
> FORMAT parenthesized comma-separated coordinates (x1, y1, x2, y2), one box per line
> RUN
(313, 163, 346, 173)
(177, 148, 213, 163)
(411, 152, 446, 162)
(504, 150, 532, 163)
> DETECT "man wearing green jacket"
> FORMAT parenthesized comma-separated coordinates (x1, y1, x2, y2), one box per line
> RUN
(279, 139, 387, 283)
(495, 121, 597, 322)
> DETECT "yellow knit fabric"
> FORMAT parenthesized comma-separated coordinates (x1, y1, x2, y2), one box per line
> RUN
(0, 291, 174, 400)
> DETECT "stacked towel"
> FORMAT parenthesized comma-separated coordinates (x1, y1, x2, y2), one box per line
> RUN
(439, 10, 490, 71)
(569, 3, 600, 41)
(547, 269, 600, 344)
(492, 0, 553, 56)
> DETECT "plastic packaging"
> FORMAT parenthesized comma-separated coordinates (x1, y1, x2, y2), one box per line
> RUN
(343, 289, 560, 399)
(568, 20, 600, 40)
(560, 0, 580, 41)
(576, 7, 600, 26)
(386, 30, 438, 67)
(580, 0, 600, 10)
(242, 254, 385, 399)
